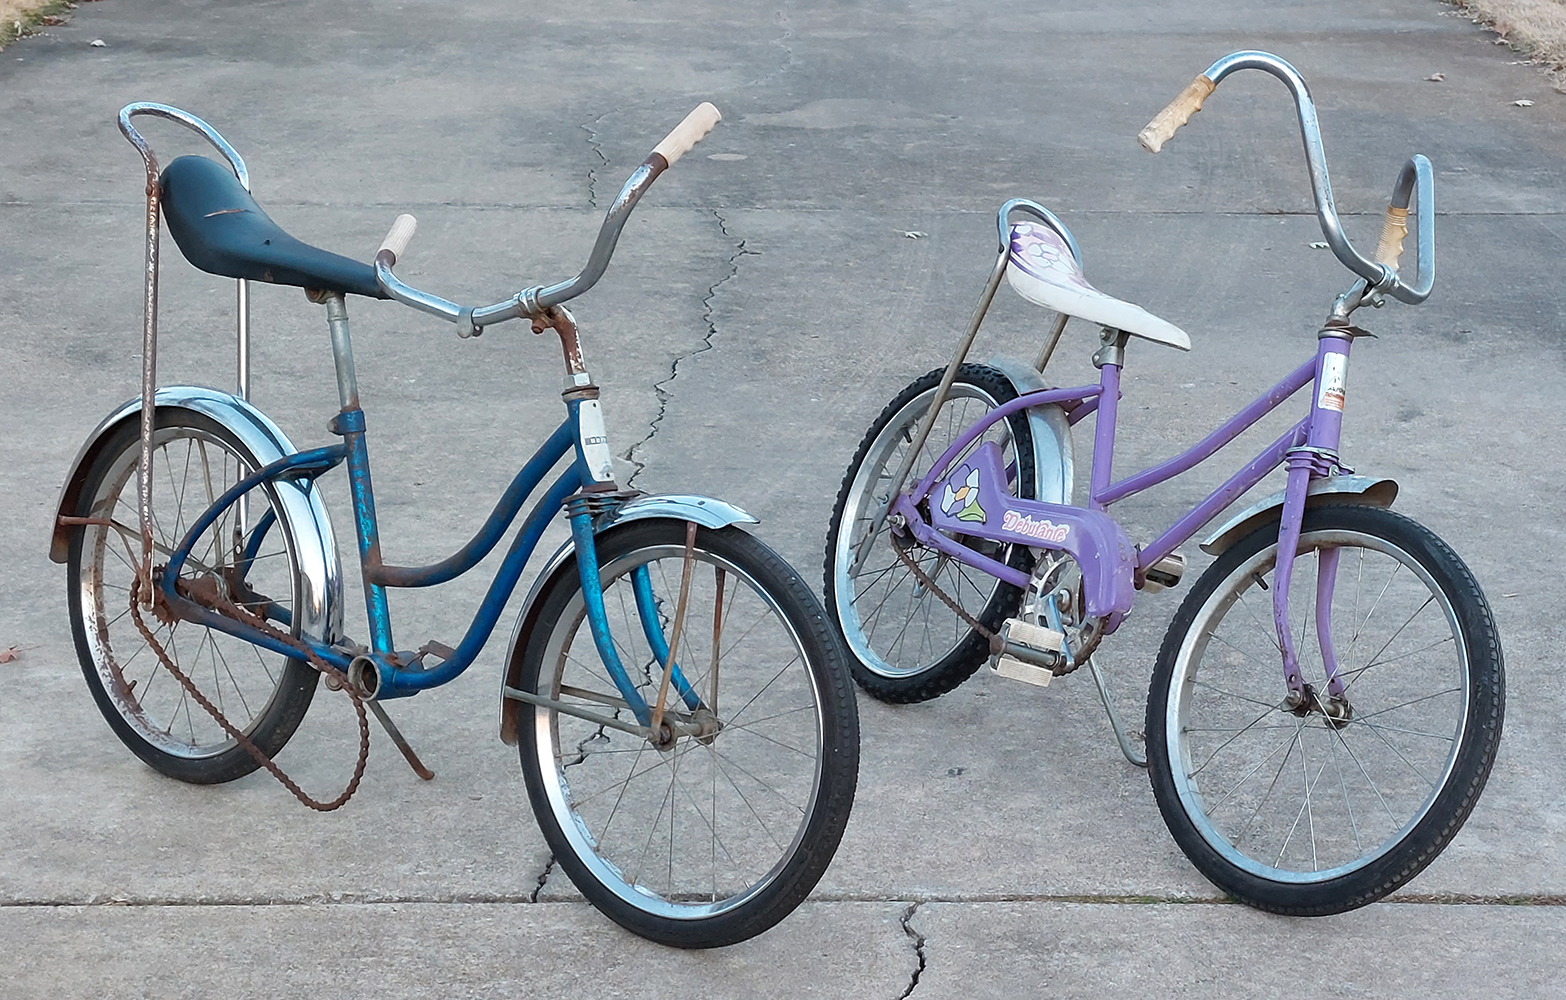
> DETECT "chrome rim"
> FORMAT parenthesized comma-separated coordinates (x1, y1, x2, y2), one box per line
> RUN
(1167, 528, 1470, 882)
(79, 426, 301, 758)
(533, 543, 825, 919)
(833, 384, 1022, 679)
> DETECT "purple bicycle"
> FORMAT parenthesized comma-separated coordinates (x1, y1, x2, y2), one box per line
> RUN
(824, 51, 1503, 914)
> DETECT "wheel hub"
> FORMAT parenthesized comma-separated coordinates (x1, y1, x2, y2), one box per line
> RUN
(1285, 682, 1354, 729)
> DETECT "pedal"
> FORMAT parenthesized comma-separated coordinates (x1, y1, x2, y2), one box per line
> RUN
(1143, 551, 1186, 592)
(992, 654, 1055, 687)
(989, 618, 1066, 687)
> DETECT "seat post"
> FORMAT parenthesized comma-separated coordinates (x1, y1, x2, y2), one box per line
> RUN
(321, 292, 359, 411)
(318, 291, 395, 654)
(237, 278, 251, 401)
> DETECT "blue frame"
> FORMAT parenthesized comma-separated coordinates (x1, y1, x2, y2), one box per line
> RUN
(157, 398, 700, 723)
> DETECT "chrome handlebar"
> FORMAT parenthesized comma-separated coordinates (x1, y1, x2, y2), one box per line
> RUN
(1157, 51, 1434, 306)
(377, 104, 721, 337)
(373, 161, 667, 337)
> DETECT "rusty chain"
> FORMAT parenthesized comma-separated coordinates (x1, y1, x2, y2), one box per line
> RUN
(127, 575, 371, 812)
(889, 535, 999, 648)
(889, 532, 1094, 675)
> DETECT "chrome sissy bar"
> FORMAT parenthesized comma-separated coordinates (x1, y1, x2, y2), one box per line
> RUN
(117, 102, 251, 583)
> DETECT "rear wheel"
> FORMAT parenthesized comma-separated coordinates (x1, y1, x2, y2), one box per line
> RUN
(65, 409, 318, 784)
(516, 520, 860, 947)
(825, 365, 1035, 703)
(1147, 505, 1504, 913)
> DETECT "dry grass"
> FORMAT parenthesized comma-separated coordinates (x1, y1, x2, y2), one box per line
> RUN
(1, 0, 80, 51)
(1447, 0, 1566, 89)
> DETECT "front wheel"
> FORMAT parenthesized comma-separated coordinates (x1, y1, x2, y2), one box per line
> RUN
(516, 520, 860, 948)
(1147, 505, 1504, 914)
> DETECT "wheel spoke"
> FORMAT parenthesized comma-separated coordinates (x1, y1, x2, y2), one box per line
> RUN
(1160, 514, 1490, 896)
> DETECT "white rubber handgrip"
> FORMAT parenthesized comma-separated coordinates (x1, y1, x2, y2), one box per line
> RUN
(652, 103, 722, 166)
(378, 213, 417, 263)
(1138, 74, 1216, 153)
(1375, 205, 1409, 268)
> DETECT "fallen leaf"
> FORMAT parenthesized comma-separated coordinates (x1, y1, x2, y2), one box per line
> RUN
(1427, 72, 1445, 82)
(0, 647, 19, 663)
(1513, 99, 1535, 107)
(900, 230, 928, 240)
(90, 38, 106, 47)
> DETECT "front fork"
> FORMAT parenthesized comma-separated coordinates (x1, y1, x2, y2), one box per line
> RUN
(552, 310, 706, 734)
(1271, 332, 1353, 718)
(566, 511, 706, 730)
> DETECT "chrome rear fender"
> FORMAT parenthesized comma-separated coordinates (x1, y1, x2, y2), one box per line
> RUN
(986, 354, 1074, 505)
(52, 386, 342, 646)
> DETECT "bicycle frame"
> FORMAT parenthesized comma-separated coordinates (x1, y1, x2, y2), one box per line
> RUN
(154, 369, 704, 719)
(877, 48, 1439, 707)
(892, 327, 1355, 701)
(114, 104, 711, 728)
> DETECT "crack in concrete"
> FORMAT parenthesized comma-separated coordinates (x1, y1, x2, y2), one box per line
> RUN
(897, 902, 928, 1000)
(528, 856, 555, 904)
(581, 111, 613, 209)
(749, 9, 797, 87)
(623, 209, 758, 489)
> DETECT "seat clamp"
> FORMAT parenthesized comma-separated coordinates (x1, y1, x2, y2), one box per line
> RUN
(329, 408, 366, 435)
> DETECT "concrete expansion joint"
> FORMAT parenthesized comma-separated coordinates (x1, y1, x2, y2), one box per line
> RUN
(580, 110, 614, 210)
(624, 208, 756, 488)
(528, 856, 556, 904)
(896, 901, 928, 1000)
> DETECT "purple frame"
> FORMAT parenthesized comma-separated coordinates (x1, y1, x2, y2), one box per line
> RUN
(895, 335, 1355, 694)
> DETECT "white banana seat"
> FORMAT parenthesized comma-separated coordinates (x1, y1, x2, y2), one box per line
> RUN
(1006, 221, 1191, 351)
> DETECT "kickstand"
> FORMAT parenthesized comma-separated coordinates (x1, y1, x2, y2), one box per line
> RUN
(1086, 655, 1147, 768)
(367, 699, 435, 781)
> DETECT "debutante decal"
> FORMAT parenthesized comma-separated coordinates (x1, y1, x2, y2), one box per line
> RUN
(1000, 510, 1070, 544)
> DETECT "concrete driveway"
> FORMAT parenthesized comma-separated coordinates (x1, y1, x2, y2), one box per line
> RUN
(2, 1, 1563, 995)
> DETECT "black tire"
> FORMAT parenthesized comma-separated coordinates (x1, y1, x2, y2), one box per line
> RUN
(1146, 505, 1504, 914)
(516, 520, 860, 948)
(65, 408, 319, 784)
(824, 364, 1035, 703)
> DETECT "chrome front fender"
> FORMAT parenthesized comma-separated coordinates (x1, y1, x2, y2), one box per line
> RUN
(499, 493, 757, 744)
(1199, 474, 1399, 556)
(986, 354, 1074, 505)
(52, 386, 343, 645)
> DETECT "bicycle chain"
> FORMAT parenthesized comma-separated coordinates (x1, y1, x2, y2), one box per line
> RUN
(890, 534, 1094, 676)
(127, 576, 371, 812)
(890, 536, 999, 647)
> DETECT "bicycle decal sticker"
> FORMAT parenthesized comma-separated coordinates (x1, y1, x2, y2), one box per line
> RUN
(1317, 352, 1347, 412)
(999, 510, 1070, 543)
(941, 467, 988, 523)
(1010, 222, 1095, 293)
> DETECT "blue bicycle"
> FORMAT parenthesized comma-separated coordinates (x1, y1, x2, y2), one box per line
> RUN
(53, 102, 859, 948)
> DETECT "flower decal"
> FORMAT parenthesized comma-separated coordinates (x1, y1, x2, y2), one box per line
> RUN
(1009, 222, 1095, 294)
(941, 467, 987, 523)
